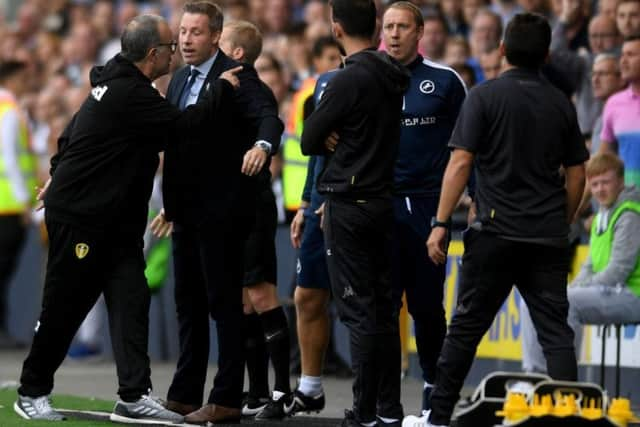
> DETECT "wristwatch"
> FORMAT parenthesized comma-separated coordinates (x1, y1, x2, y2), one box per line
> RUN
(254, 140, 272, 154)
(430, 217, 450, 229)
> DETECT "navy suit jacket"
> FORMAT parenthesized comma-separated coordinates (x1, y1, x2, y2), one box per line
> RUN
(163, 50, 283, 224)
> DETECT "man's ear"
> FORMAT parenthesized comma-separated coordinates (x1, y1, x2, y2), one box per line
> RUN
(146, 47, 158, 63)
(233, 46, 245, 62)
(332, 21, 343, 40)
(498, 41, 506, 58)
(211, 30, 221, 47)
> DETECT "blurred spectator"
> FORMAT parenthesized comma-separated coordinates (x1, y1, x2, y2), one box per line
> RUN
(591, 53, 624, 154)
(600, 0, 620, 20)
(225, 0, 252, 21)
(616, 0, 640, 37)
(491, 0, 524, 28)
(65, 22, 99, 86)
(452, 62, 477, 87)
(600, 35, 640, 189)
(468, 9, 502, 80)
(518, 0, 552, 16)
(478, 47, 502, 79)
(442, 0, 469, 35)
(303, 0, 329, 24)
(462, 0, 489, 31)
(0, 61, 36, 349)
(420, 14, 448, 62)
(444, 35, 471, 66)
(264, 0, 293, 34)
(281, 35, 341, 220)
(31, 88, 65, 183)
(551, 13, 621, 134)
(554, 0, 591, 52)
(256, 52, 290, 109)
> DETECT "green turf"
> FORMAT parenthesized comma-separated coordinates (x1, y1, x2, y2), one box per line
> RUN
(0, 389, 115, 426)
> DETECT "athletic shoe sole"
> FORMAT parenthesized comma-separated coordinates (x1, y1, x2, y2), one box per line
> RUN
(109, 412, 183, 425)
(14, 401, 31, 420)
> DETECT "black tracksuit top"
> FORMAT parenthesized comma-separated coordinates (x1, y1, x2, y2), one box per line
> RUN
(300, 48, 410, 199)
(45, 54, 232, 237)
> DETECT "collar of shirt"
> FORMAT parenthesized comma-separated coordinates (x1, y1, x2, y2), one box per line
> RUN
(406, 54, 423, 71)
(190, 50, 218, 78)
(623, 85, 640, 100)
(500, 67, 543, 80)
(184, 50, 219, 107)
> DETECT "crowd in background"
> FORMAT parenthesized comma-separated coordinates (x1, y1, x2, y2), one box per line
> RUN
(0, 0, 633, 230)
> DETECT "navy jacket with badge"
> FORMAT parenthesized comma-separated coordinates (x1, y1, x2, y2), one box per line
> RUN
(394, 55, 467, 196)
(45, 53, 233, 237)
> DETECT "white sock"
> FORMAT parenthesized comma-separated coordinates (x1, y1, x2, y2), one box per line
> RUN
(298, 375, 323, 396)
(272, 390, 285, 401)
(360, 421, 376, 427)
(424, 382, 434, 389)
(422, 409, 448, 427)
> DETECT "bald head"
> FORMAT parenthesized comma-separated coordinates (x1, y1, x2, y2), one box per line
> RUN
(589, 14, 621, 53)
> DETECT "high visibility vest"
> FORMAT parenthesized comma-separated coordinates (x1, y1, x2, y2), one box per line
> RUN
(144, 209, 171, 294)
(282, 77, 317, 211)
(590, 199, 640, 297)
(0, 93, 37, 215)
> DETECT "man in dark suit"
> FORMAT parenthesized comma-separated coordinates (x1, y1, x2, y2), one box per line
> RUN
(152, 1, 282, 425)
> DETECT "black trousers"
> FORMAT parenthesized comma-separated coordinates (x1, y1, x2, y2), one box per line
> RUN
(391, 195, 446, 385)
(324, 197, 403, 423)
(167, 212, 249, 409)
(429, 230, 577, 425)
(19, 217, 152, 401)
(0, 215, 27, 331)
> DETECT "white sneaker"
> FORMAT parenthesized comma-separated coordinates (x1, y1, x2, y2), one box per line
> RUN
(14, 394, 65, 420)
(401, 410, 448, 427)
(110, 394, 184, 424)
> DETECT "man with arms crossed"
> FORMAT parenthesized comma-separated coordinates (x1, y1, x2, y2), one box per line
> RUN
(301, 0, 410, 425)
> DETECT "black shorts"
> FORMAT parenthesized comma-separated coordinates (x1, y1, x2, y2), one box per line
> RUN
(243, 186, 278, 287)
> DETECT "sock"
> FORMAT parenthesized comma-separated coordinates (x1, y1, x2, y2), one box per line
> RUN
(260, 306, 291, 394)
(245, 313, 269, 398)
(422, 382, 434, 412)
(298, 375, 323, 396)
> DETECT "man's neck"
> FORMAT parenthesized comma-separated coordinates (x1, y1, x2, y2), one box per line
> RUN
(630, 81, 640, 95)
(341, 37, 374, 57)
(133, 60, 155, 81)
(402, 52, 419, 66)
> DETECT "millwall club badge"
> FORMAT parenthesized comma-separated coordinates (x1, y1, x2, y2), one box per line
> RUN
(75, 243, 90, 259)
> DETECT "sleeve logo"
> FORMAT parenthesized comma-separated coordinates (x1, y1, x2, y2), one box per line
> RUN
(91, 85, 108, 101)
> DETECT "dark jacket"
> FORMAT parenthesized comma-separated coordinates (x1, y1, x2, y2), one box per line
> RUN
(45, 54, 233, 237)
(162, 50, 283, 224)
(301, 49, 410, 198)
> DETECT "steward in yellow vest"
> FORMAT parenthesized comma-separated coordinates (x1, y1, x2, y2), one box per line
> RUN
(0, 60, 36, 347)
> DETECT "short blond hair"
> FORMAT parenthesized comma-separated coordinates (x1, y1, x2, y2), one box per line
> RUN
(384, 1, 424, 29)
(223, 20, 262, 64)
(586, 152, 625, 178)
